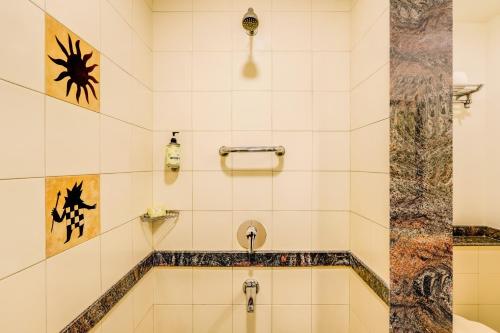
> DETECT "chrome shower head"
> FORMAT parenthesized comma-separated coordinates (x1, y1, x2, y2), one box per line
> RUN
(242, 8, 259, 36)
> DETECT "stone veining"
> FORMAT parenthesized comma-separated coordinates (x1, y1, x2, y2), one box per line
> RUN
(390, 0, 453, 332)
(61, 251, 387, 332)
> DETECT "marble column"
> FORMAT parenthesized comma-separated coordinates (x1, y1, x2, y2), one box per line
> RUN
(390, 0, 453, 332)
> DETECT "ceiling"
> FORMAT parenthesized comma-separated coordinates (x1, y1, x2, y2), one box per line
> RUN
(454, 0, 500, 22)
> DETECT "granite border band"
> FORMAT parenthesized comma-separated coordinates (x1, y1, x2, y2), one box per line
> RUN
(61, 251, 388, 333)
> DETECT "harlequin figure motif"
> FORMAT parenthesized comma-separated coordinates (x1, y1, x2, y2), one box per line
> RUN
(51, 181, 97, 244)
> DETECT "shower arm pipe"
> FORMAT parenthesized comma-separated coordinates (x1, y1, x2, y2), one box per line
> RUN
(219, 145, 285, 156)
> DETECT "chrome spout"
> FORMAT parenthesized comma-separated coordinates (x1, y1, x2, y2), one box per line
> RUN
(243, 279, 259, 313)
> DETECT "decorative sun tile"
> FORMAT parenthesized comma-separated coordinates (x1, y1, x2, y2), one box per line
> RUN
(45, 175, 100, 257)
(45, 15, 100, 112)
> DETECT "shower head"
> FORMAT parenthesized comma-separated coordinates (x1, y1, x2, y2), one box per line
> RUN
(242, 8, 259, 36)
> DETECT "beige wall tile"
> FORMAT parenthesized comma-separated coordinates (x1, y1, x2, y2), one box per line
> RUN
(101, 293, 134, 333)
(154, 52, 192, 91)
(478, 247, 500, 274)
(130, 79, 153, 128)
(313, 52, 350, 91)
(312, 268, 349, 304)
(0, 178, 45, 279)
(273, 211, 311, 250)
(101, 173, 133, 232)
(312, 172, 350, 210)
(47, 238, 101, 332)
(194, 12, 232, 51)
(272, 92, 312, 130)
(478, 274, 500, 305)
(312, 305, 349, 333)
(193, 92, 232, 130)
(131, 171, 153, 219)
(312, 0, 351, 11)
(272, 305, 312, 333)
(350, 172, 389, 227)
(132, 270, 155, 328)
(272, 0, 310, 11)
(454, 247, 479, 274)
(193, 211, 233, 250)
(155, 267, 193, 304)
(312, 91, 350, 131)
(154, 171, 193, 210)
(312, 12, 350, 51)
(108, 0, 133, 25)
(132, 33, 153, 88)
(154, 12, 192, 51)
(193, 0, 233, 11)
(102, 0, 133, 71)
(273, 172, 312, 210)
(131, 126, 153, 171)
(132, 217, 153, 262)
(100, 56, 134, 123)
(154, 92, 192, 131)
(350, 0, 388, 47)
(134, 307, 153, 333)
(478, 305, 500, 332)
(233, 171, 273, 210)
(193, 268, 233, 304)
(101, 116, 132, 173)
(0, 262, 46, 333)
(350, 64, 389, 129)
(273, 52, 312, 91)
(154, 0, 193, 11)
(45, 0, 100, 48)
(350, 120, 389, 172)
(155, 305, 193, 333)
(313, 132, 350, 171)
(0, 0, 44, 90)
(193, 52, 232, 91)
(132, 0, 153, 48)
(45, 96, 100, 176)
(101, 222, 135, 291)
(193, 171, 233, 210)
(272, 268, 311, 304)
(232, 92, 272, 130)
(0, 81, 44, 179)
(272, 12, 311, 51)
(454, 274, 479, 305)
(454, 304, 479, 322)
(193, 305, 233, 333)
(311, 211, 349, 250)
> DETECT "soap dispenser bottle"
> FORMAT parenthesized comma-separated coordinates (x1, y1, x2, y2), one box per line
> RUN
(165, 132, 180, 170)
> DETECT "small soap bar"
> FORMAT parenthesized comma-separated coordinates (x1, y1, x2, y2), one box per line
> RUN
(147, 207, 166, 218)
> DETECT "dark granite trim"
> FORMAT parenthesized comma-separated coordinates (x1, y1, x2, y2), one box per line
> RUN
(453, 226, 500, 246)
(62, 251, 387, 332)
(350, 254, 389, 305)
(60, 253, 154, 333)
(153, 251, 351, 267)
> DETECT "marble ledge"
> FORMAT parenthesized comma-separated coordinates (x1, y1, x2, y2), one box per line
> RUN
(453, 226, 500, 246)
(61, 250, 388, 333)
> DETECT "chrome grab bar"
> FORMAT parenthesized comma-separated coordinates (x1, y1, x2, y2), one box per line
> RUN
(219, 146, 285, 156)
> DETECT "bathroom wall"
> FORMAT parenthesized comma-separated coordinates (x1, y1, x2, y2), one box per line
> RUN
(154, 266, 350, 333)
(0, 0, 154, 332)
(152, 0, 351, 254)
(454, 246, 500, 331)
(454, 16, 500, 231)
(349, 0, 390, 285)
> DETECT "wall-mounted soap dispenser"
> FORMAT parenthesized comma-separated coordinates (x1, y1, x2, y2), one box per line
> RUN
(165, 132, 180, 170)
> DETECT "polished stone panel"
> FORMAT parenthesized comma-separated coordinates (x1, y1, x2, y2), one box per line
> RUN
(390, 0, 453, 331)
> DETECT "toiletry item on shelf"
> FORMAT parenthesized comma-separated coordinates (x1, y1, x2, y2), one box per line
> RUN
(165, 132, 180, 170)
(146, 207, 167, 218)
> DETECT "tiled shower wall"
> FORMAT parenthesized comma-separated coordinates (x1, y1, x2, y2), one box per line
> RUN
(349, 0, 389, 286)
(0, 0, 154, 332)
(151, 0, 351, 256)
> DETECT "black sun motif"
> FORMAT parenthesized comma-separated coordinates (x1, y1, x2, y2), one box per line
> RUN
(49, 34, 99, 104)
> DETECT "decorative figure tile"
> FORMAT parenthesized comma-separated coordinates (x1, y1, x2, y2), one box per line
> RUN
(45, 15, 100, 112)
(45, 175, 100, 257)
